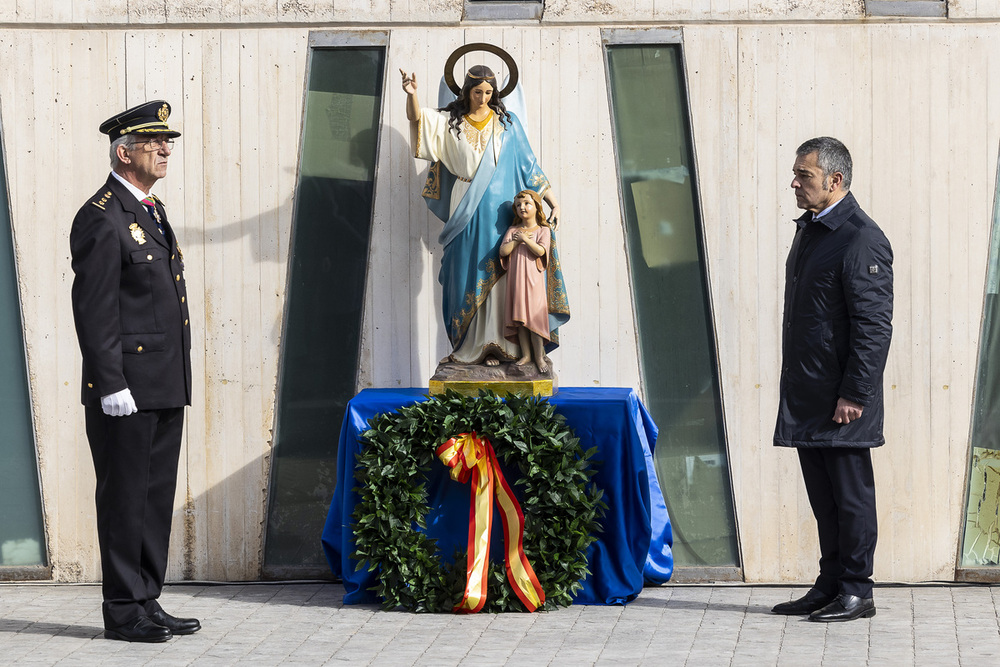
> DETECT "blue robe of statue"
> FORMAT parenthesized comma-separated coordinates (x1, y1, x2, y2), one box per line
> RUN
(415, 104, 569, 363)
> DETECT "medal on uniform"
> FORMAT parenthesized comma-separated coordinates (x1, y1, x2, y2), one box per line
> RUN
(129, 222, 147, 245)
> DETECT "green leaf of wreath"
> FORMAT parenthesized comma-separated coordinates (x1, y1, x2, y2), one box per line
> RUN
(351, 389, 606, 613)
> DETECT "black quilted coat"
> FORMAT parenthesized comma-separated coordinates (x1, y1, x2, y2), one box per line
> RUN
(774, 192, 893, 449)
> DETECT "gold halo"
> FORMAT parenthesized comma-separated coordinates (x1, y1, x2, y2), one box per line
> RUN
(443, 42, 519, 99)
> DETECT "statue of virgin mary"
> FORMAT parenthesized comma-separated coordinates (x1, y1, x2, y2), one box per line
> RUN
(400, 44, 570, 368)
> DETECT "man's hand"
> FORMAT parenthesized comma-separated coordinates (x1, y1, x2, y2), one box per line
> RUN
(101, 388, 138, 417)
(833, 397, 863, 425)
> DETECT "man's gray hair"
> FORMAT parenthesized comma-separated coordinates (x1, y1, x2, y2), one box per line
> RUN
(796, 136, 852, 191)
(109, 134, 139, 170)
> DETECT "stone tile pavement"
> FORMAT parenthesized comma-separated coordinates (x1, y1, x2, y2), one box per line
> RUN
(1, 582, 998, 666)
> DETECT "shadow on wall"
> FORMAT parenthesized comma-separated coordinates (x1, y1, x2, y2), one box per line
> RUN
(165, 121, 438, 580)
(167, 450, 270, 583)
(259, 124, 442, 578)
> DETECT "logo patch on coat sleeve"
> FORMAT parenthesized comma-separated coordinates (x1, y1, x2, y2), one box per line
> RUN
(868, 265, 879, 274)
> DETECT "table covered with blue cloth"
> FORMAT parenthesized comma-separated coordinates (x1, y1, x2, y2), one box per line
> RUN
(321, 387, 673, 605)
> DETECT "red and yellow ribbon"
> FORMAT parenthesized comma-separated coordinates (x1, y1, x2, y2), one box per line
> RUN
(436, 432, 545, 613)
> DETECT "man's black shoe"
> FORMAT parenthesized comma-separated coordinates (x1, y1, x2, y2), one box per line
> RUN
(104, 616, 172, 642)
(809, 594, 876, 622)
(149, 609, 202, 635)
(771, 588, 835, 615)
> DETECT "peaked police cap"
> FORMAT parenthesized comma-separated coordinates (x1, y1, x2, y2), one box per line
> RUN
(99, 100, 181, 142)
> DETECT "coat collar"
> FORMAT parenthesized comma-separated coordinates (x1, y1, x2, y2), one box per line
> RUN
(794, 191, 859, 232)
(104, 174, 170, 250)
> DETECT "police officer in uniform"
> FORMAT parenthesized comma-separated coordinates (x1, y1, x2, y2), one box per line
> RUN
(70, 101, 199, 642)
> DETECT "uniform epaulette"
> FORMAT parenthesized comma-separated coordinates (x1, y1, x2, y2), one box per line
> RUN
(90, 190, 115, 211)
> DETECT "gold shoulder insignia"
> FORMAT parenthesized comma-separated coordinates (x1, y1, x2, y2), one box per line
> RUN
(91, 190, 115, 210)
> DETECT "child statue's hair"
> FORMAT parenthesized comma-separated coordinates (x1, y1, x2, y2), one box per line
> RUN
(511, 190, 549, 228)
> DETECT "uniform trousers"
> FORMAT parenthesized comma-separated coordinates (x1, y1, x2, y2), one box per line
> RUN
(797, 447, 878, 599)
(85, 406, 184, 629)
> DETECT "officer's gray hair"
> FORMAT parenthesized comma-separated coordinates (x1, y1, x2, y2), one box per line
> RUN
(796, 136, 852, 191)
(110, 134, 140, 169)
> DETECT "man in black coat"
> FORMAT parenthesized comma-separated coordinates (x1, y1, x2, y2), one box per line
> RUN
(70, 101, 199, 642)
(770, 137, 893, 622)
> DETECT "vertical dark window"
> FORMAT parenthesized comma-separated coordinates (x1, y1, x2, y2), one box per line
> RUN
(960, 156, 1000, 570)
(606, 40, 739, 569)
(0, 118, 47, 576)
(263, 36, 385, 576)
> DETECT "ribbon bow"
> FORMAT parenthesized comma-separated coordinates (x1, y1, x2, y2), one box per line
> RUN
(436, 432, 545, 613)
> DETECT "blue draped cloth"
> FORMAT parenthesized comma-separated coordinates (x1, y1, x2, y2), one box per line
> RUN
(321, 387, 673, 607)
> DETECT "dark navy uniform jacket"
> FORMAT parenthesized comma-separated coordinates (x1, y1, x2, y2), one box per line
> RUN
(70, 174, 191, 410)
(774, 191, 893, 448)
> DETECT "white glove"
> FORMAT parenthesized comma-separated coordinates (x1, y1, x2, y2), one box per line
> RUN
(101, 388, 138, 417)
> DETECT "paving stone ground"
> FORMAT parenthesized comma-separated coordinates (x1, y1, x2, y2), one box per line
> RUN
(1, 582, 998, 666)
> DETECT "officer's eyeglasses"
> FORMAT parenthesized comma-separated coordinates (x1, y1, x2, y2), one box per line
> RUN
(138, 138, 175, 151)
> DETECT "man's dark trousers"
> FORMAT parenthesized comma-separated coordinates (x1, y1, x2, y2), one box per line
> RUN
(797, 447, 877, 599)
(86, 406, 184, 628)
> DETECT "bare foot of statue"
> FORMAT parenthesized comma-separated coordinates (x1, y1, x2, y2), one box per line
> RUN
(484, 356, 501, 367)
(515, 355, 532, 366)
(440, 355, 453, 364)
(530, 332, 548, 374)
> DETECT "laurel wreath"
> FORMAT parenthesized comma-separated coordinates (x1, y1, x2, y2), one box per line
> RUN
(351, 389, 606, 613)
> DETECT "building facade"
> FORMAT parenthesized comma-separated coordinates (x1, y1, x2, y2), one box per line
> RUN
(1, 0, 999, 586)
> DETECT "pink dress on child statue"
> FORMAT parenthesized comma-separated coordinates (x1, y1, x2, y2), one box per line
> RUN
(501, 225, 551, 343)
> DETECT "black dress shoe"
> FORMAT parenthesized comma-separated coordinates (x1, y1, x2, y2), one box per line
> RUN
(104, 616, 172, 642)
(809, 594, 876, 622)
(149, 609, 202, 635)
(771, 588, 835, 615)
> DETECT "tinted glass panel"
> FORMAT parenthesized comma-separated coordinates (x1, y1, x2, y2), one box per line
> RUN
(960, 158, 1000, 568)
(606, 44, 739, 567)
(264, 46, 384, 574)
(0, 124, 47, 570)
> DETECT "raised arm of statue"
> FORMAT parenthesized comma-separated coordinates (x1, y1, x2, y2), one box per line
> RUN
(400, 69, 421, 123)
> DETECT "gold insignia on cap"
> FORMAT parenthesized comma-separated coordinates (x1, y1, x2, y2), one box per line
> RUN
(157, 104, 169, 122)
(129, 222, 147, 245)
